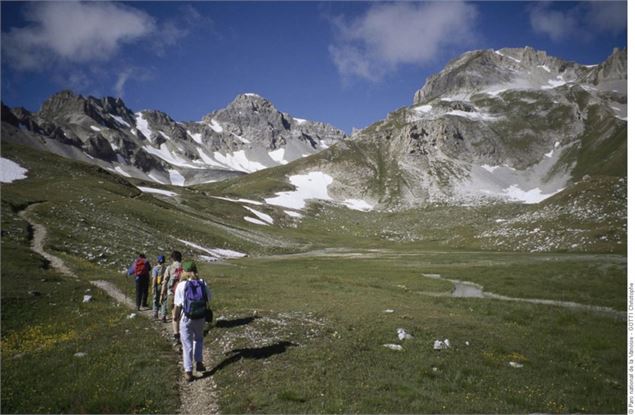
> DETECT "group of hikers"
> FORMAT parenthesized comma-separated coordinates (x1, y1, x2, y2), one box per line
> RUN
(128, 250, 212, 382)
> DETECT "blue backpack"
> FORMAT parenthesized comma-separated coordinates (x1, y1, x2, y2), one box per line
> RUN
(183, 280, 208, 319)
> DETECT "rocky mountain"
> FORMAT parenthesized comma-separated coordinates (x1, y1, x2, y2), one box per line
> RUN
(242, 47, 625, 211)
(1, 91, 347, 186)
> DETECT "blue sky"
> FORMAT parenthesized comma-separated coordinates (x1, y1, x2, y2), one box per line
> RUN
(1, 1, 627, 134)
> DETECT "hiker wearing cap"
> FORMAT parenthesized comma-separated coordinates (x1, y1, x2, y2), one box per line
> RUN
(173, 261, 212, 382)
(151, 255, 168, 320)
(127, 253, 151, 311)
(162, 251, 183, 341)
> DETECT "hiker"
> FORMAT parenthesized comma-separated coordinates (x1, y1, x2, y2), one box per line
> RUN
(127, 253, 151, 311)
(151, 255, 168, 320)
(162, 250, 183, 340)
(173, 261, 212, 382)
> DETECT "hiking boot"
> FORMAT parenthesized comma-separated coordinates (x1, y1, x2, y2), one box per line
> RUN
(196, 362, 206, 372)
(185, 371, 194, 382)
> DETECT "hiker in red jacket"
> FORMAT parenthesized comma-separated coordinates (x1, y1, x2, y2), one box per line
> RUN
(128, 253, 151, 311)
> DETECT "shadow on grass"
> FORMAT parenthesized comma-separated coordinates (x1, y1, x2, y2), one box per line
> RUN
(214, 316, 258, 329)
(201, 341, 297, 379)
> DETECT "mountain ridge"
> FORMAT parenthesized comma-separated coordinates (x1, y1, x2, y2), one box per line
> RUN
(1, 91, 347, 186)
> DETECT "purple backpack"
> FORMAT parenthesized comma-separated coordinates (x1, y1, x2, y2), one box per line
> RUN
(183, 280, 208, 319)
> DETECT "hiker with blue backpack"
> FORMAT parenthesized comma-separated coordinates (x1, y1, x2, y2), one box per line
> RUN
(173, 261, 212, 382)
(151, 255, 168, 321)
(127, 253, 151, 311)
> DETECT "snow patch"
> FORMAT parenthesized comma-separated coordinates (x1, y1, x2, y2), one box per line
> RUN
(137, 186, 178, 197)
(213, 150, 267, 173)
(538, 65, 551, 73)
(0, 158, 28, 183)
(208, 119, 223, 133)
(230, 132, 250, 144)
(196, 148, 225, 168)
(168, 169, 185, 186)
(294, 117, 307, 125)
(114, 166, 131, 177)
(243, 206, 274, 224)
(269, 148, 288, 164)
(90, 125, 101, 132)
(446, 110, 500, 121)
(143, 144, 201, 169)
(135, 113, 153, 138)
(188, 131, 203, 145)
(284, 210, 303, 218)
(502, 185, 563, 204)
(495, 50, 521, 63)
(177, 239, 246, 260)
(265, 171, 333, 210)
(413, 104, 433, 113)
(342, 199, 374, 211)
(111, 115, 130, 127)
(541, 76, 567, 90)
(244, 216, 269, 226)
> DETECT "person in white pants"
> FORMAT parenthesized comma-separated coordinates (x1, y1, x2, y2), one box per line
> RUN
(173, 261, 212, 382)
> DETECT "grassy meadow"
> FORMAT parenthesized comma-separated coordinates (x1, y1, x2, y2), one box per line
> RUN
(201, 253, 626, 413)
(1, 142, 627, 413)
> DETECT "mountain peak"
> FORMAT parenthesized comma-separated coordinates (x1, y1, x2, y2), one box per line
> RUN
(412, 47, 626, 105)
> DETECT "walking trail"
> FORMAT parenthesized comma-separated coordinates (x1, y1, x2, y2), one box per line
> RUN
(20, 203, 219, 415)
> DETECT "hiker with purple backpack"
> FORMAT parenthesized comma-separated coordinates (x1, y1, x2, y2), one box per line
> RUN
(127, 253, 151, 311)
(173, 261, 212, 382)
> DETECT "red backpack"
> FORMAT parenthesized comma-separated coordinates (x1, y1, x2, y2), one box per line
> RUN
(133, 258, 147, 277)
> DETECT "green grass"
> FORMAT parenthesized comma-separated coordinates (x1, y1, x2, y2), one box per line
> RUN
(201, 253, 625, 413)
(0, 140, 626, 413)
(1, 209, 179, 414)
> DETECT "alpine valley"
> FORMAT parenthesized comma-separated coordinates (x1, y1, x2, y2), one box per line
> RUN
(1, 47, 627, 258)
(1, 47, 627, 413)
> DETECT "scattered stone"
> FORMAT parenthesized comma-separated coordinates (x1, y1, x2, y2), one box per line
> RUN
(74, 352, 87, 358)
(397, 328, 413, 341)
(465, 341, 470, 346)
(127, 313, 136, 319)
(28, 290, 41, 297)
(383, 343, 404, 351)
(509, 361, 524, 368)
(83, 295, 93, 303)
(383, 309, 395, 313)
(433, 339, 451, 350)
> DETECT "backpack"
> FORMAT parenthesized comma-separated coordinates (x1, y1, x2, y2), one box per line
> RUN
(183, 279, 208, 319)
(169, 266, 183, 294)
(154, 266, 164, 286)
(133, 258, 147, 277)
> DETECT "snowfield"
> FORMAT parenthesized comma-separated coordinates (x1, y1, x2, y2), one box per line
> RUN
(265, 171, 334, 209)
(0, 157, 28, 183)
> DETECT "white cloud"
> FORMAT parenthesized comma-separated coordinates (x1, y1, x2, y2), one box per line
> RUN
(529, 2, 626, 42)
(328, 2, 478, 81)
(528, 3, 579, 42)
(3, 2, 156, 70)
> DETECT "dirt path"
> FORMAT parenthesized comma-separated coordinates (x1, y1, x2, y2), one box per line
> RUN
(19, 203, 220, 414)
